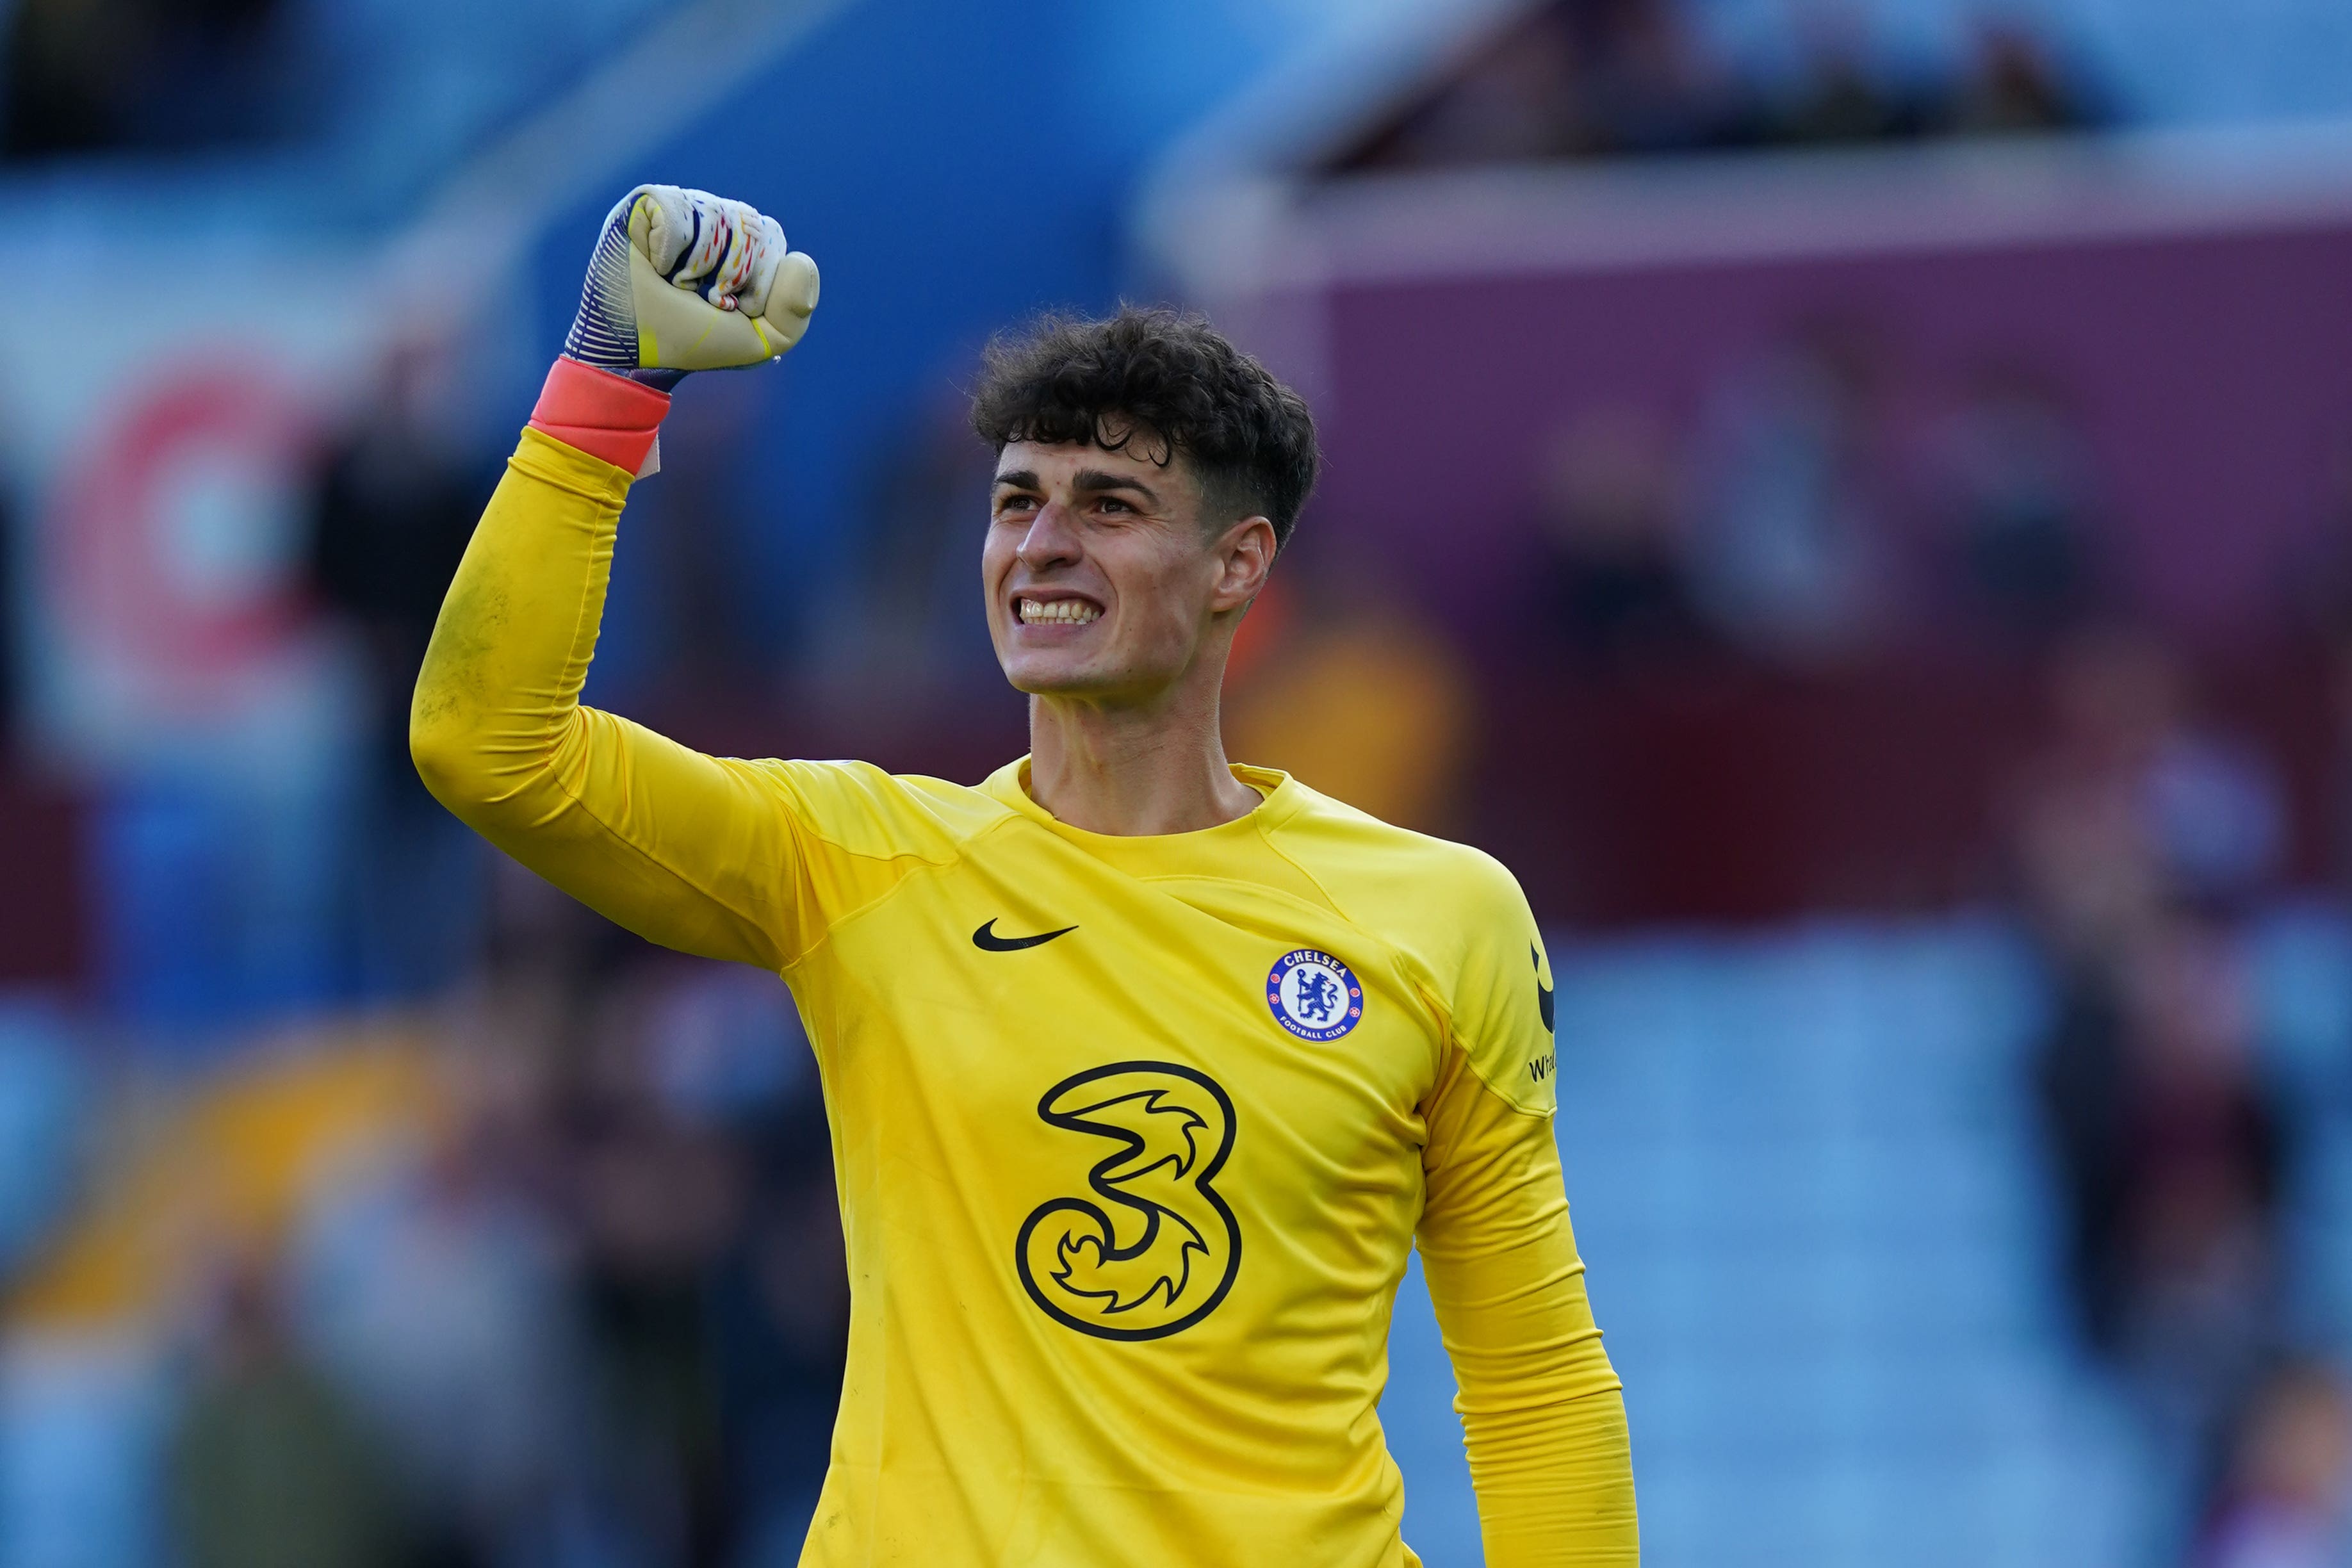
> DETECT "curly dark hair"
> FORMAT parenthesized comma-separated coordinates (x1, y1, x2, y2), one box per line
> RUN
(969, 306, 1320, 549)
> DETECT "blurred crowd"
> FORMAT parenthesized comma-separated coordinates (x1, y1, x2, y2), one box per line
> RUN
(1526, 317, 2102, 672)
(3, 910, 847, 1568)
(1514, 304, 2352, 1562)
(2005, 628, 2311, 1561)
(1336, 0, 2097, 173)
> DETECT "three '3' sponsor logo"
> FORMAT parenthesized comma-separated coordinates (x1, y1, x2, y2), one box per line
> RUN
(1014, 1062, 1241, 1341)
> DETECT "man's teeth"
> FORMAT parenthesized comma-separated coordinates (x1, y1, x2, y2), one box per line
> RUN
(1019, 599, 1100, 625)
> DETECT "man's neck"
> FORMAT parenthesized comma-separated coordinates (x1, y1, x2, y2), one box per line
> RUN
(1025, 685, 1262, 837)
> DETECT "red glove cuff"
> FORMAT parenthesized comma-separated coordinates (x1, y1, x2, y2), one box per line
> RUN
(528, 357, 670, 475)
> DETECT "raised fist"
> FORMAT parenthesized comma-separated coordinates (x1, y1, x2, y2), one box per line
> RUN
(563, 184, 820, 375)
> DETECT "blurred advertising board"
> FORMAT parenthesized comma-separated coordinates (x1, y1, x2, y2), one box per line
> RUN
(4, 263, 371, 773)
(0, 257, 378, 1018)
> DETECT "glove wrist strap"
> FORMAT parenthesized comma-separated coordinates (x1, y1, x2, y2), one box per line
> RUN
(530, 356, 671, 477)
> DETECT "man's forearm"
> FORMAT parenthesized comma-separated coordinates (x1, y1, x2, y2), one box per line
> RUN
(409, 356, 669, 822)
(408, 414, 639, 821)
(1432, 1241, 1639, 1564)
(410, 403, 799, 969)
(1420, 1047, 1639, 1564)
(1457, 1376, 1638, 1564)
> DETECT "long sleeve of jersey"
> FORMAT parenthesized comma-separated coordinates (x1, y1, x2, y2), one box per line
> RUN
(411, 427, 809, 967)
(1418, 1045, 1640, 1565)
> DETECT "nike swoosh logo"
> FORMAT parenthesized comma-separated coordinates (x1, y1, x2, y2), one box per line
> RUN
(974, 919, 1078, 953)
(1533, 945, 1555, 1033)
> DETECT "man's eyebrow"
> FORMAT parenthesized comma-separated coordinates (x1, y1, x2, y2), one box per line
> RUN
(1070, 468, 1160, 505)
(989, 467, 1164, 506)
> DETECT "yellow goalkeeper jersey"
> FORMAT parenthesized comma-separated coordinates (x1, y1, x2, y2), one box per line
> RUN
(412, 429, 1637, 1567)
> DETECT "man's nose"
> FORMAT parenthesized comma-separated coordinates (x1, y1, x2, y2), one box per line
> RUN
(1017, 501, 1081, 570)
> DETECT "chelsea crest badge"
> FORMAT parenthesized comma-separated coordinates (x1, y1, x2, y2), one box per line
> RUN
(1266, 949, 1364, 1041)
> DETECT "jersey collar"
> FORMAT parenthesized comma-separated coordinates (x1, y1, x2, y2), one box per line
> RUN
(979, 756, 1301, 849)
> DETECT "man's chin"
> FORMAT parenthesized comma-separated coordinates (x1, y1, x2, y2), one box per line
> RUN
(1000, 655, 1116, 699)
(1002, 672, 1099, 699)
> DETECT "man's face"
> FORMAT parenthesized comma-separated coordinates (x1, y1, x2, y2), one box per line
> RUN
(984, 433, 1264, 702)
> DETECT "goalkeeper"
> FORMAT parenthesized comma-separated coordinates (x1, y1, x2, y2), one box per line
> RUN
(414, 185, 1637, 1565)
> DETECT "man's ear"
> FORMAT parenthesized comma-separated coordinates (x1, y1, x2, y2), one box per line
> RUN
(1210, 516, 1277, 614)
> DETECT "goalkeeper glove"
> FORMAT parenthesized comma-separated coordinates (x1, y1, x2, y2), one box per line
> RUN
(535, 185, 819, 476)
(565, 183, 820, 378)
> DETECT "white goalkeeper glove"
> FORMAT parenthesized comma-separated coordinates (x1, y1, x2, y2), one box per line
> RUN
(562, 184, 821, 382)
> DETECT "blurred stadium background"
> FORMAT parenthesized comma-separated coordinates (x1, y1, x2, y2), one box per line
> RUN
(3, 0, 2352, 1563)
